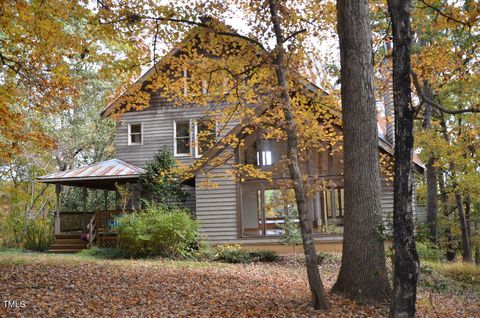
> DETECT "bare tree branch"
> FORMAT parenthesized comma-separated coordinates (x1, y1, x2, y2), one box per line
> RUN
(283, 28, 307, 43)
(98, 15, 267, 51)
(411, 70, 480, 114)
(418, 0, 475, 27)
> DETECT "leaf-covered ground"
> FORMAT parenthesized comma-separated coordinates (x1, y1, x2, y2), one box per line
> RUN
(0, 252, 478, 317)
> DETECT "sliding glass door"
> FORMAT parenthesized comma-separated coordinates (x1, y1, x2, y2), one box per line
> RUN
(241, 182, 344, 237)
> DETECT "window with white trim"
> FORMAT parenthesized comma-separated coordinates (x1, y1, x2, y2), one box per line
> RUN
(174, 120, 191, 156)
(195, 119, 217, 157)
(128, 123, 142, 145)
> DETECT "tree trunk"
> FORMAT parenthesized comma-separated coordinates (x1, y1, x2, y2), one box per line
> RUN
(422, 90, 438, 243)
(426, 158, 438, 243)
(388, 0, 420, 317)
(475, 210, 480, 265)
(332, 0, 391, 304)
(455, 192, 472, 262)
(267, 0, 330, 310)
(438, 171, 456, 261)
(465, 194, 471, 241)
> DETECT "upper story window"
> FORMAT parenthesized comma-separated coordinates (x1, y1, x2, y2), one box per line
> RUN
(244, 138, 284, 167)
(174, 120, 191, 156)
(128, 123, 142, 146)
(195, 119, 217, 158)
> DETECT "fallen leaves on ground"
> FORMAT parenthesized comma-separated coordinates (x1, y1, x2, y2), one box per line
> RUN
(0, 254, 478, 317)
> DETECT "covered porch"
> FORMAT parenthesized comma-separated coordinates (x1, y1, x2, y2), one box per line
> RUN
(37, 159, 146, 251)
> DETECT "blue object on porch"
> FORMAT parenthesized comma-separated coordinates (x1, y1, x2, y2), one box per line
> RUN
(108, 215, 122, 232)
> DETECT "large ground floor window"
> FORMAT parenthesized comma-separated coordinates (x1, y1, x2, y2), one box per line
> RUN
(240, 181, 344, 237)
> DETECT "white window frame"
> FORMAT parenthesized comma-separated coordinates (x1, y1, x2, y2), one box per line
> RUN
(194, 119, 217, 158)
(127, 123, 143, 146)
(173, 119, 192, 157)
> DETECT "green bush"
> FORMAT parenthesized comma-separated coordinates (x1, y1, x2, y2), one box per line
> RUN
(117, 205, 198, 258)
(78, 247, 127, 259)
(417, 242, 444, 262)
(215, 244, 252, 263)
(140, 148, 188, 205)
(0, 210, 26, 248)
(415, 223, 433, 243)
(250, 249, 280, 262)
(317, 251, 336, 265)
(23, 218, 54, 252)
(279, 215, 302, 250)
(191, 240, 216, 261)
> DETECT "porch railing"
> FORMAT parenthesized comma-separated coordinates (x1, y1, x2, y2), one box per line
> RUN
(56, 210, 134, 234)
(95, 210, 133, 234)
(57, 212, 95, 233)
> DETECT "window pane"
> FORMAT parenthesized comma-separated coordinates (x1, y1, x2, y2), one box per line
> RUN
(264, 189, 288, 235)
(176, 137, 190, 154)
(130, 124, 141, 134)
(337, 188, 344, 217)
(258, 139, 285, 166)
(131, 133, 141, 144)
(325, 190, 332, 218)
(262, 140, 272, 166)
(264, 189, 286, 218)
(176, 121, 190, 138)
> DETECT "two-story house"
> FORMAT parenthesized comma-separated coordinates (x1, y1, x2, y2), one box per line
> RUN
(39, 25, 424, 252)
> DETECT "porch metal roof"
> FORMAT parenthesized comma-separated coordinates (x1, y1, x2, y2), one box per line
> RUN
(37, 159, 146, 189)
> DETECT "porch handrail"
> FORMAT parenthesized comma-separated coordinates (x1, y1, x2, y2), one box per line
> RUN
(87, 214, 96, 247)
(54, 211, 95, 233)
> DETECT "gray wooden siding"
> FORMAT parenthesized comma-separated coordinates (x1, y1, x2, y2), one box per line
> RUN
(115, 96, 239, 242)
(380, 176, 423, 229)
(183, 185, 196, 213)
(116, 104, 217, 167)
(381, 180, 394, 228)
(195, 163, 238, 243)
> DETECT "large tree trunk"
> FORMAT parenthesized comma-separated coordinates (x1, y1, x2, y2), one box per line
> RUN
(388, 0, 420, 317)
(455, 192, 472, 262)
(332, 0, 391, 304)
(267, 0, 330, 310)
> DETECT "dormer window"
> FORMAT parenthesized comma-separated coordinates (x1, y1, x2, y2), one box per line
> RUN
(128, 123, 142, 145)
(174, 120, 191, 156)
(195, 119, 217, 158)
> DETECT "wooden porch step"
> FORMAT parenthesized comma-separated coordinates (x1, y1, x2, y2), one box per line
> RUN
(55, 234, 81, 239)
(48, 233, 88, 254)
(50, 243, 87, 250)
(53, 239, 85, 244)
(48, 248, 86, 254)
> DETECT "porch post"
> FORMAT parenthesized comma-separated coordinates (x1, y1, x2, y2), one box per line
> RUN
(132, 181, 141, 211)
(54, 184, 61, 234)
(83, 187, 88, 232)
(115, 190, 120, 211)
(104, 189, 108, 211)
